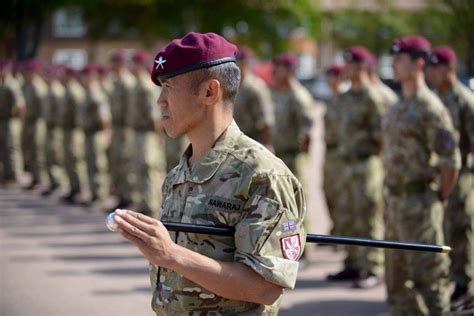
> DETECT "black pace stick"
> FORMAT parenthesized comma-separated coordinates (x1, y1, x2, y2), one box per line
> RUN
(162, 222, 451, 254)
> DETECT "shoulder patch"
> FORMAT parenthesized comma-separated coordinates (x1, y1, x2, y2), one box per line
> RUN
(280, 234, 302, 261)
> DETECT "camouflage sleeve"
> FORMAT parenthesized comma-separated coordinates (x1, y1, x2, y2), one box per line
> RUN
(368, 90, 386, 144)
(234, 173, 307, 289)
(425, 102, 461, 170)
(97, 90, 111, 124)
(254, 81, 275, 129)
(461, 91, 474, 147)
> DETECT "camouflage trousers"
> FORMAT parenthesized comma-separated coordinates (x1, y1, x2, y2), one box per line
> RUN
(20, 120, 40, 182)
(444, 169, 473, 289)
(84, 132, 100, 197)
(130, 131, 165, 214)
(109, 127, 131, 200)
(323, 149, 346, 235)
(62, 129, 80, 193)
(0, 120, 15, 180)
(385, 186, 450, 315)
(343, 156, 384, 276)
(44, 126, 59, 187)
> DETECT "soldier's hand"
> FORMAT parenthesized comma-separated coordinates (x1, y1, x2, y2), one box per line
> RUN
(113, 209, 177, 267)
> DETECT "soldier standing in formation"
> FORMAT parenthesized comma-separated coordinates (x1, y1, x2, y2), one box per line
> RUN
(327, 47, 385, 288)
(128, 50, 163, 215)
(428, 46, 474, 306)
(322, 64, 345, 237)
(234, 47, 274, 148)
(383, 35, 460, 315)
(21, 59, 48, 190)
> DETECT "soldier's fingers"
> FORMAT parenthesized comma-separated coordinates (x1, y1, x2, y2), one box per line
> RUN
(115, 209, 157, 235)
(115, 209, 156, 224)
(114, 215, 151, 243)
(119, 228, 146, 248)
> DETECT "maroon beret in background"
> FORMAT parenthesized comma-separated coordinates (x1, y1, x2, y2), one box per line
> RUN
(325, 64, 344, 76)
(0, 59, 13, 70)
(97, 65, 111, 75)
(64, 65, 78, 75)
(151, 32, 237, 86)
(429, 46, 457, 65)
(81, 64, 98, 75)
(132, 50, 149, 63)
(47, 64, 64, 75)
(343, 46, 374, 65)
(22, 59, 44, 72)
(236, 46, 254, 60)
(273, 53, 298, 70)
(390, 35, 431, 56)
(110, 50, 127, 63)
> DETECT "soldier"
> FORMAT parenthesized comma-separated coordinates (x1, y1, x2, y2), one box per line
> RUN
(234, 47, 274, 147)
(128, 50, 163, 215)
(41, 65, 65, 195)
(428, 46, 473, 306)
(113, 32, 306, 315)
(383, 35, 461, 315)
(97, 65, 113, 99)
(59, 66, 85, 203)
(368, 55, 399, 108)
(0, 60, 24, 184)
(21, 59, 48, 190)
(109, 51, 136, 209)
(326, 47, 385, 289)
(78, 64, 111, 204)
(322, 64, 345, 237)
(270, 53, 313, 173)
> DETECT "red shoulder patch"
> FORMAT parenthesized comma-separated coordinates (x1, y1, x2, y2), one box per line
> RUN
(280, 234, 302, 261)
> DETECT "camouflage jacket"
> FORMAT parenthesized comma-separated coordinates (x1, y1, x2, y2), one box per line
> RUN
(270, 79, 314, 154)
(109, 71, 136, 127)
(78, 81, 110, 133)
(129, 71, 160, 131)
(382, 84, 461, 187)
(0, 80, 16, 121)
(153, 120, 306, 315)
(435, 80, 474, 164)
(324, 96, 343, 150)
(23, 75, 48, 123)
(338, 80, 386, 160)
(234, 73, 274, 141)
(44, 80, 65, 127)
(60, 79, 85, 129)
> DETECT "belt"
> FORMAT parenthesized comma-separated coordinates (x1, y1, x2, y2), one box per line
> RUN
(386, 180, 432, 196)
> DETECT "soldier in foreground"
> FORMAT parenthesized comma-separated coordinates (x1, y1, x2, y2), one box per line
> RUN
(383, 35, 460, 315)
(428, 46, 474, 307)
(112, 32, 306, 315)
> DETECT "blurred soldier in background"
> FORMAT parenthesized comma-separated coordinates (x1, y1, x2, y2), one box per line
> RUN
(97, 65, 113, 99)
(327, 47, 385, 288)
(234, 47, 274, 148)
(322, 64, 345, 237)
(0, 60, 24, 184)
(128, 51, 163, 215)
(368, 55, 398, 108)
(428, 46, 474, 307)
(21, 59, 48, 190)
(78, 64, 111, 204)
(41, 65, 65, 196)
(59, 66, 84, 204)
(109, 51, 136, 209)
(383, 35, 460, 315)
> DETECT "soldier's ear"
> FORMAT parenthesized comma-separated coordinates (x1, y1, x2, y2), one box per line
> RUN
(202, 79, 221, 106)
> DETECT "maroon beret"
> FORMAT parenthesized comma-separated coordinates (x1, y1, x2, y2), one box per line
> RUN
(64, 66, 78, 75)
(97, 65, 111, 75)
(343, 46, 374, 65)
(22, 59, 44, 72)
(325, 64, 344, 76)
(236, 46, 254, 60)
(81, 64, 98, 75)
(151, 32, 237, 86)
(390, 35, 431, 56)
(132, 50, 149, 63)
(110, 50, 127, 63)
(430, 46, 457, 65)
(47, 64, 64, 76)
(273, 53, 298, 70)
(0, 59, 13, 70)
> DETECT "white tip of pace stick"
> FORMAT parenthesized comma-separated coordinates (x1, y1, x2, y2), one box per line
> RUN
(442, 246, 451, 254)
(106, 212, 119, 232)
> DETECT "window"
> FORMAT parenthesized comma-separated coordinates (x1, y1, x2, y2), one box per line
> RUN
(52, 8, 86, 38)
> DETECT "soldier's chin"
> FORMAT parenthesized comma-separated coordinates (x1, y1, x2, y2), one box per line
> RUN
(163, 125, 183, 139)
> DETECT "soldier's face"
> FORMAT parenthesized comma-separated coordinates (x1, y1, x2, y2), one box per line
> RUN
(157, 73, 205, 138)
(392, 53, 415, 82)
(273, 64, 291, 85)
(343, 61, 358, 81)
(326, 74, 341, 93)
(429, 64, 449, 89)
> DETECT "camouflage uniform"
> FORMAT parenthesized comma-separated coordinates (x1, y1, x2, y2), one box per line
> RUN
(0, 78, 20, 181)
(153, 121, 306, 315)
(323, 96, 346, 236)
(436, 80, 474, 292)
(129, 71, 163, 213)
(78, 82, 110, 198)
(270, 79, 313, 174)
(382, 84, 461, 315)
(165, 136, 187, 173)
(337, 80, 386, 277)
(234, 73, 274, 143)
(43, 79, 65, 188)
(21, 75, 48, 184)
(60, 79, 85, 195)
(373, 80, 398, 108)
(109, 71, 135, 201)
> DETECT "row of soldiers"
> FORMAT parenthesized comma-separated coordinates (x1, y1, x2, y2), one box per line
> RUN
(323, 36, 473, 314)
